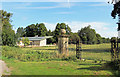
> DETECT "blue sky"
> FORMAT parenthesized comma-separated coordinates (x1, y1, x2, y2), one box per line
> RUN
(1, 1, 118, 38)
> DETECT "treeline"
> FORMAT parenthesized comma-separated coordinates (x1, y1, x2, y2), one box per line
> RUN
(1, 10, 110, 46)
(16, 24, 110, 44)
(16, 23, 71, 44)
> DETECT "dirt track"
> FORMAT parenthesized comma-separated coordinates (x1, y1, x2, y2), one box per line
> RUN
(0, 60, 10, 76)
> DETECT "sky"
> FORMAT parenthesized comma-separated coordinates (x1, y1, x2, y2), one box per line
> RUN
(0, 0, 119, 38)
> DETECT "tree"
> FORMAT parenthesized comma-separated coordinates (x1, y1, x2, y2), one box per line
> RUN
(102, 37, 110, 43)
(111, 1, 120, 19)
(69, 33, 80, 44)
(78, 25, 97, 44)
(22, 37, 30, 46)
(16, 27, 25, 40)
(1, 10, 16, 46)
(96, 33, 102, 44)
(25, 24, 37, 37)
(46, 30, 52, 36)
(54, 23, 71, 43)
(16, 27, 25, 37)
(37, 23, 47, 36)
(46, 30, 55, 44)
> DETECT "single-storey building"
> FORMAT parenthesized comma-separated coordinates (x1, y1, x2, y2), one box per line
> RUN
(17, 36, 53, 46)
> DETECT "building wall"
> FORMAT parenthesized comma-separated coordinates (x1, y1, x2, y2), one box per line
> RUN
(18, 39, 47, 46)
(32, 41, 40, 46)
(40, 39, 46, 46)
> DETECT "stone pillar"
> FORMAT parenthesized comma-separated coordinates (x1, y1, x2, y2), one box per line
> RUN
(58, 29, 69, 57)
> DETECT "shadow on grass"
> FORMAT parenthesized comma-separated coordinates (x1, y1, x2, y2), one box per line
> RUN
(77, 62, 119, 77)
(78, 63, 102, 65)
(82, 49, 110, 53)
(68, 48, 110, 53)
(77, 65, 108, 71)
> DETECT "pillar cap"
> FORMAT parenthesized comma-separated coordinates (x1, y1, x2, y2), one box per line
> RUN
(61, 29, 66, 34)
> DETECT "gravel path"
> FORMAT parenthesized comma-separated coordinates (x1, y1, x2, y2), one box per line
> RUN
(0, 60, 11, 76)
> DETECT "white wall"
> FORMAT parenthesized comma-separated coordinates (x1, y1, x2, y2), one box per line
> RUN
(40, 39, 46, 46)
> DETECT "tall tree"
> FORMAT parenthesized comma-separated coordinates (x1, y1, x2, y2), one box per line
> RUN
(25, 24, 37, 37)
(46, 29, 52, 36)
(16, 27, 25, 37)
(78, 25, 97, 44)
(54, 23, 71, 43)
(37, 23, 47, 36)
(1, 10, 16, 46)
(69, 33, 80, 44)
(96, 33, 102, 44)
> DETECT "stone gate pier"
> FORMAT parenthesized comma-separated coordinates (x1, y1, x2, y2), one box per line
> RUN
(58, 29, 69, 57)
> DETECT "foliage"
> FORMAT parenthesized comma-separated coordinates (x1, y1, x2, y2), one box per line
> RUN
(46, 30, 52, 36)
(25, 24, 37, 37)
(16, 27, 25, 37)
(46, 30, 55, 44)
(53, 23, 71, 43)
(78, 25, 110, 44)
(37, 23, 47, 36)
(16, 22, 110, 44)
(22, 37, 30, 46)
(24, 23, 47, 37)
(2, 43, 111, 62)
(16, 27, 25, 42)
(102, 37, 110, 43)
(1, 10, 16, 46)
(78, 25, 97, 44)
(69, 33, 80, 44)
(96, 33, 102, 44)
(111, 1, 120, 19)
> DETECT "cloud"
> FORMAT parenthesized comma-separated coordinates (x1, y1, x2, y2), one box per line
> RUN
(90, 3, 112, 6)
(16, 3, 75, 9)
(1, 0, 109, 2)
(66, 21, 117, 38)
(43, 21, 117, 38)
(44, 22, 57, 31)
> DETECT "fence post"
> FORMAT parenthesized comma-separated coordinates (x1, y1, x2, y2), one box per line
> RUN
(76, 40, 82, 60)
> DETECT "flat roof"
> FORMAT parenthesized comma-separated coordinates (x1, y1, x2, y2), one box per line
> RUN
(19, 36, 53, 41)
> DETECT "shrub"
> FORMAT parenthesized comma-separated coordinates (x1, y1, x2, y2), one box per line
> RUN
(2, 46, 78, 62)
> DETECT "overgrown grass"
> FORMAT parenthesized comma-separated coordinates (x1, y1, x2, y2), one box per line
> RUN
(2, 43, 117, 75)
(2, 43, 111, 62)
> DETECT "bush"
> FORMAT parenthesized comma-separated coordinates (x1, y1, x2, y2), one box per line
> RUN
(2, 46, 79, 62)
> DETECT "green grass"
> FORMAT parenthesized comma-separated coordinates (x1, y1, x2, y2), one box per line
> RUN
(3, 57, 113, 75)
(69, 43, 111, 61)
(2, 43, 117, 75)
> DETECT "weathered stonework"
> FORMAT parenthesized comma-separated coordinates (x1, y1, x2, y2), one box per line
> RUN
(58, 29, 69, 57)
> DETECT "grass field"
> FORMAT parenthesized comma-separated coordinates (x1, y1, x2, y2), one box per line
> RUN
(2, 43, 116, 75)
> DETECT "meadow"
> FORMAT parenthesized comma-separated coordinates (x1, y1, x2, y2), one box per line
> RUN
(2, 43, 116, 75)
